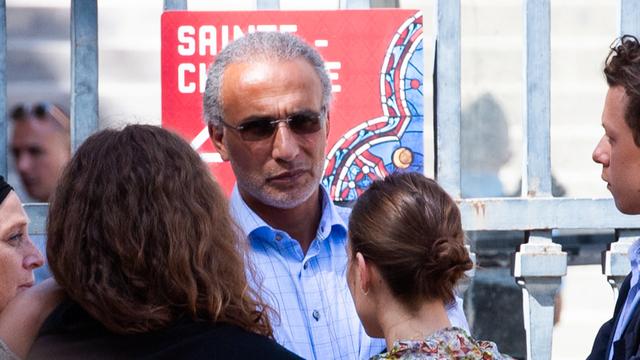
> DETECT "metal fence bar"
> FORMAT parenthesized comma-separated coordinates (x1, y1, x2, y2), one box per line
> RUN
(70, 0, 99, 152)
(164, 0, 187, 11)
(459, 197, 639, 231)
(24, 204, 49, 235)
(0, 0, 6, 178)
(514, 230, 565, 360)
(370, 0, 399, 7)
(513, 1, 565, 359)
(522, 0, 551, 197)
(514, 231, 565, 360)
(619, 0, 640, 37)
(342, 0, 369, 8)
(256, 0, 279, 10)
(435, 0, 461, 198)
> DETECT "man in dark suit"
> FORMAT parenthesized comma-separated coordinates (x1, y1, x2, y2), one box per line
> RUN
(590, 35, 640, 360)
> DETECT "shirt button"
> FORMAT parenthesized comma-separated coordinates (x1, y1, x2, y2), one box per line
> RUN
(303, 262, 309, 270)
(312, 310, 320, 321)
(275, 234, 282, 241)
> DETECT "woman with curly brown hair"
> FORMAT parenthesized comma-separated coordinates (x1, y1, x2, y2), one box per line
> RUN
(347, 172, 511, 359)
(28, 125, 301, 359)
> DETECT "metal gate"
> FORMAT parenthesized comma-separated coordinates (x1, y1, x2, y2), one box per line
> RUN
(437, 1, 640, 359)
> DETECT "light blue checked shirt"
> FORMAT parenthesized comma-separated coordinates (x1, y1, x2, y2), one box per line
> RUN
(230, 185, 469, 360)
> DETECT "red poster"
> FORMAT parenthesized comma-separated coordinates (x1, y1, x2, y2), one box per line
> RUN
(161, 10, 424, 203)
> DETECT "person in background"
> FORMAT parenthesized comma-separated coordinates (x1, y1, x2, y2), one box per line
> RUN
(203, 31, 469, 360)
(0, 176, 62, 359)
(589, 35, 640, 360)
(10, 103, 70, 202)
(347, 172, 512, 359)
(8, 103, 67, 283)
(29, 125, 301, 359)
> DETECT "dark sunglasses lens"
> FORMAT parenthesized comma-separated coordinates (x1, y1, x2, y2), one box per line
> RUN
(10, 103, 51, 119)
(241, 120, 276, 141)
(33, 104, 48, 117)
(289, 114, 322, 134)
(10, 105, 26, 119)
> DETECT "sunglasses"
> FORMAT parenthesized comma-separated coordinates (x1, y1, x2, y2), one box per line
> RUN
(219, 109, 325, 141)
(10, 103, 70, 131)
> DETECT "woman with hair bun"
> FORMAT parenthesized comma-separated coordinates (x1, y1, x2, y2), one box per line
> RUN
(347, 172, 511, 359)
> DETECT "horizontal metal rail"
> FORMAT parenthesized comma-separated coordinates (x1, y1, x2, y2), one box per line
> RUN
(459, 197, 638, 231)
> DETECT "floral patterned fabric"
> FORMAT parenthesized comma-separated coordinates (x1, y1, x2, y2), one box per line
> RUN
(371, 327, 513, 360)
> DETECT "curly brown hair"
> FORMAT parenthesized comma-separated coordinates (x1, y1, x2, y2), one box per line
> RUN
(605, 35, 640, 146)
(46, 124, 273, 336)
(349, 172, 472, 311)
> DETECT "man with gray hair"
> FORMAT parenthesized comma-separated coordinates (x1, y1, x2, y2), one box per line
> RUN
(203, 31, 468, 360)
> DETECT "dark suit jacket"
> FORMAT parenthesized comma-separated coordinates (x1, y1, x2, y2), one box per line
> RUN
(588, 274, 640, 360)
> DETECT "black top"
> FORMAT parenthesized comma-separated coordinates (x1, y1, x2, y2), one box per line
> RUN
(29, 301, 303, 360)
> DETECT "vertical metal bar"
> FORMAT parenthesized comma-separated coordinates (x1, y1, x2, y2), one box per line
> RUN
(342, 0, 370, 8)
(435, 0, 461, 198)
(24, 204, 49, 235)
(514, 231, 566, 360)
(523, 0, 551, 197)
(71, 0, 99, 152)
(370, 0, 399, 7)
(619, 0, 640, 37)
(256, 0, 279, 9)
(0, 0, 6, 178)
(514, 2, 566, 359)
(164, 0, 187, 11)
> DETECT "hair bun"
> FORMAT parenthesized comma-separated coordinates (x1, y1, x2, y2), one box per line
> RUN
(421, 235, 472, 284)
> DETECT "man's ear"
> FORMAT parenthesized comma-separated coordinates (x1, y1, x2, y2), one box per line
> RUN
(208, 123, 229, 161)
(356, 252, 371, 295)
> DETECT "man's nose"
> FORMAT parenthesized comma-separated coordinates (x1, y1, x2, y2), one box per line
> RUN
(16, 154, 32, 174)
(592, 136, 610, 166)
(23, 234, 45, 270)
(271, 122, 300, 161)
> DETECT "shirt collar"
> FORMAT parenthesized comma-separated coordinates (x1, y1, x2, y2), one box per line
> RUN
(229, 184, 347, 241)
(316, 186, 348, 241)
(629, 238, 640, 285)
(230, 185, 270, 235)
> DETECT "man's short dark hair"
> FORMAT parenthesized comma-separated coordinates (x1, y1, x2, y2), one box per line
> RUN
(604, 35, 640, 145)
